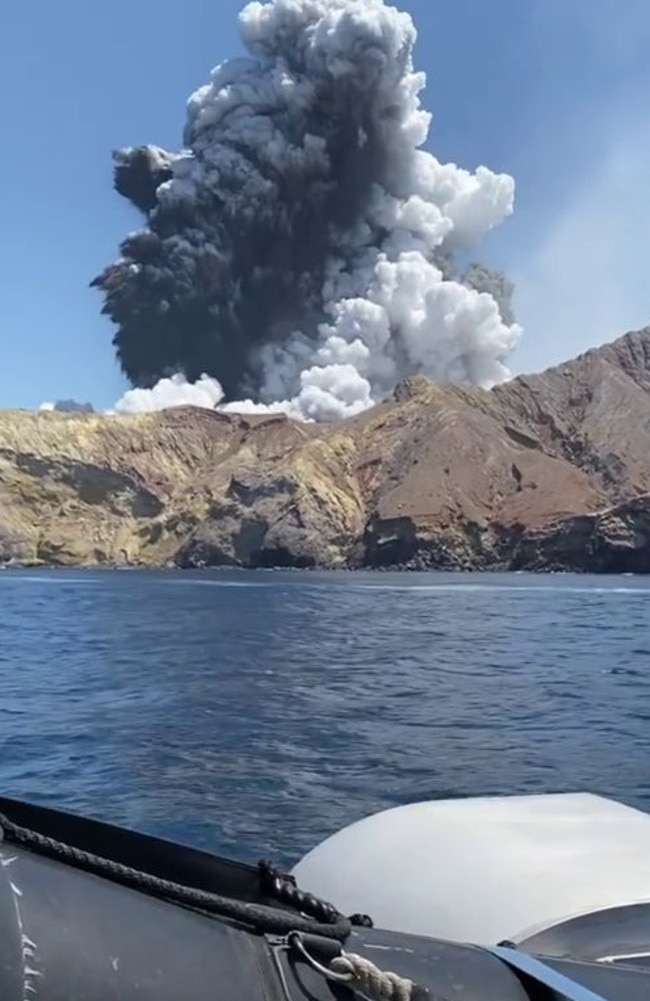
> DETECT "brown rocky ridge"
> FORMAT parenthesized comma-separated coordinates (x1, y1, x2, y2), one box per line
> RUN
(2, 326, 650, 572)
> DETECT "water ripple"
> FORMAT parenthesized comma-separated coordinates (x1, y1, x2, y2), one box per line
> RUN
(0, 567, 648, 864)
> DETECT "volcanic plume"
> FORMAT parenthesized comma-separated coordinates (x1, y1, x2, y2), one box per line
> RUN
(93, 0, 520, 420)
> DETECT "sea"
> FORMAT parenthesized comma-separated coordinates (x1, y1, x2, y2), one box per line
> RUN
(1, 568, 649, 866)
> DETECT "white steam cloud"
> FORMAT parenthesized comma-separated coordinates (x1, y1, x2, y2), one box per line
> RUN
(115, 373, 225, 414)
(98, 0, 521, 421)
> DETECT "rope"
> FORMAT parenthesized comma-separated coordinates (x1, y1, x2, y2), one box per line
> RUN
(1, 808, 436, 1001)
(0, 811, 351, 941)
(289, 932, 435, 1001)
(258, 860, 340, 924)
(332, 954, 415, 1001)
(259, 860, 373, 929)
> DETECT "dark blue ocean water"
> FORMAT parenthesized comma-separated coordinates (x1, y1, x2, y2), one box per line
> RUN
(1, 569, 649, 866)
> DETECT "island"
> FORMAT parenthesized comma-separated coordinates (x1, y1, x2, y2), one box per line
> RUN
(1, 327, 649, 573)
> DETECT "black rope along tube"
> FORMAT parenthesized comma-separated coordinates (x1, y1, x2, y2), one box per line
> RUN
(0, 811, 358, 941)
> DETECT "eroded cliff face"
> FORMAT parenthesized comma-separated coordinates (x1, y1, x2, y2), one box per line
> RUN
(0, 408, 365, 569)
(2, 327, 650, 572)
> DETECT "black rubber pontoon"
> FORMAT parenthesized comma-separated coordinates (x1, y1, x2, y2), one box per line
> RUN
(1, 795, 649, 1001)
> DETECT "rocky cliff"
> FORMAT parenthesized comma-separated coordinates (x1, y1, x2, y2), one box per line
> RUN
(2, 327, 650, 572)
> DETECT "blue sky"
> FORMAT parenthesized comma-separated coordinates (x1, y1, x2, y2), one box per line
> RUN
(2, 0, 650, 410)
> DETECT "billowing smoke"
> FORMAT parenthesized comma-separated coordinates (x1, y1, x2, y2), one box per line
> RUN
(40, 399, 95, 413)
(94, 0, 521, 421)
(113, 373, 299, 416)
(115, 373, 224, 413)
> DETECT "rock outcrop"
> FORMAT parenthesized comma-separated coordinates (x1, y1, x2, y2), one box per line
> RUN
(2, 326, 650, 572)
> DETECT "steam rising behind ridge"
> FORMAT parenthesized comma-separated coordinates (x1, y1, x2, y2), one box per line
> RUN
(96, 0, 521, 420)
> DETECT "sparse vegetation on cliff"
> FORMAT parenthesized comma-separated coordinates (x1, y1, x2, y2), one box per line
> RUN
(2, 328, 650, 573)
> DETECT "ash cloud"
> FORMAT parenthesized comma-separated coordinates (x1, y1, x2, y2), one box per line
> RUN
(40, 399, 95, 414)
(94, 0, 521, 421)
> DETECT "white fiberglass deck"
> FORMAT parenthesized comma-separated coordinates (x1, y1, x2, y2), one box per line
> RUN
(293, 793, 650, 945)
